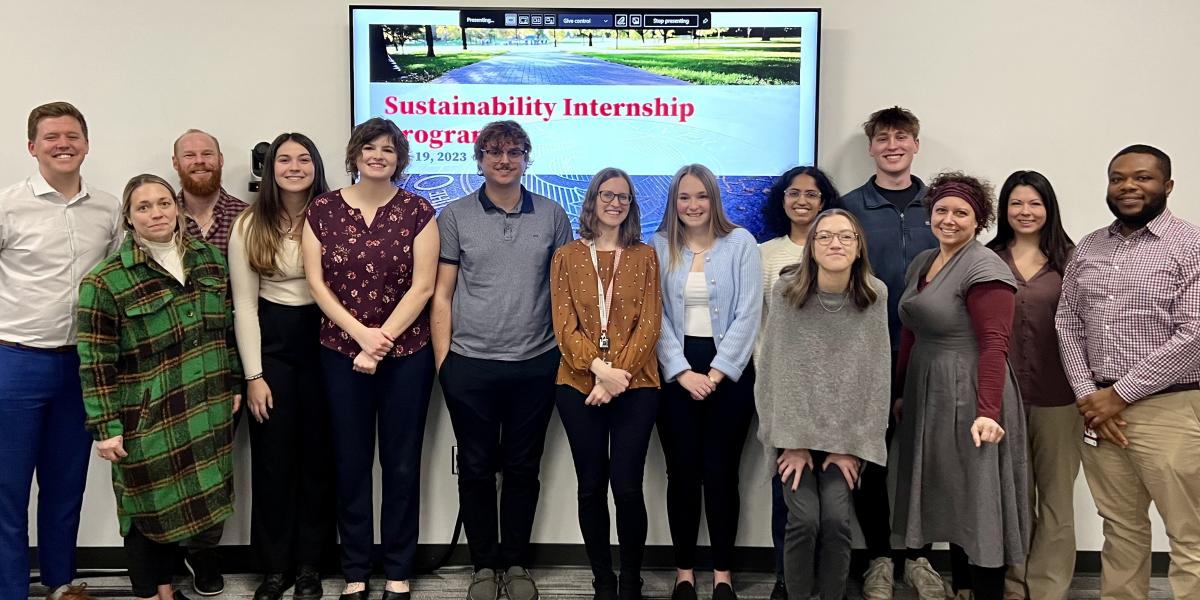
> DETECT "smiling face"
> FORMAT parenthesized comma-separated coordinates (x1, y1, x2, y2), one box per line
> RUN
(1106, 152, 1172, 228)
(868, 126, 919, 178)
(478, 140, 527, 187)
(675, 173, 711, 231)
(274, 139, 315, 194)
(28, 115, 89, 181)
(127, 183, 179, 243)
(1006, 184, 1047, 237)
(783, 173, 822, 228)
(173, 132, 223, 196)
(594, 176, 631, 230)
(931, 195, 977, 248)
(355, 133, 399, 182)
(812, 214, 860, 275)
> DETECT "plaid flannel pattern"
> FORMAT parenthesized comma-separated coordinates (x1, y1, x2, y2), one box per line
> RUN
(78, 235, 241, 543)
(181, 188, 247, 255)
(1056, 209, 1200, 402)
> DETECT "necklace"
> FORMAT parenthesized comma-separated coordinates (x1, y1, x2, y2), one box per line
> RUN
(282, 215, 304, 240)
(817, 290, 848, 313)
(192, 211, 215, 236)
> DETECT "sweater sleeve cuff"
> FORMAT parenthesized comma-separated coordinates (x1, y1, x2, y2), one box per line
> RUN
(94, 419, 124, 442)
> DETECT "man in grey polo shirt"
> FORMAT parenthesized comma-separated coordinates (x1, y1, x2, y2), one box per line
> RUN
(432, 120, 572, 600)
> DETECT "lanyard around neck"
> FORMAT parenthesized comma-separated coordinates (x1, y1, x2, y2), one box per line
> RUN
(587, 240, 623, 346)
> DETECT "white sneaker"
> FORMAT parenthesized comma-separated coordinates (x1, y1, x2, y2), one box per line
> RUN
(904, 558, 948, 600)
(861, 557, 894, 600)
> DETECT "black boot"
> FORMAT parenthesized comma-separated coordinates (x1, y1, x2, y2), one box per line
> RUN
(593, 573, 618, 600)
(618, 575, 643, 600)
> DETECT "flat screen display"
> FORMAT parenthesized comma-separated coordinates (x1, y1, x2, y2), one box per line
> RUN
(350, 6, 821, 238)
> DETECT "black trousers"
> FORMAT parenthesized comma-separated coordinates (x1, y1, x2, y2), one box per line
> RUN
(950, 544, 1007, 600)
(247, 300, 335, 572)
(556, 385, 659, 582)
(657, 336, 756, 571)
(322, 345, 434, 582)
(125, 525, 182, 598)
(440, 348, 560, 570)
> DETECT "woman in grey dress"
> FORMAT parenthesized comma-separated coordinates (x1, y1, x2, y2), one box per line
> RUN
(892, 173, 1031, 600)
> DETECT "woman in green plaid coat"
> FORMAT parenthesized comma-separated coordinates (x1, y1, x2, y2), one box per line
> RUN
(78, 174, 241, 600)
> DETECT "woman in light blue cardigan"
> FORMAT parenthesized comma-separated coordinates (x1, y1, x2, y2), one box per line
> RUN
(653, 164, 762, 600)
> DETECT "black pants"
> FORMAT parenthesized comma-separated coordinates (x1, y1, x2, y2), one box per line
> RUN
(949, 544, 1006, 600)
(853, 351, 931, 565)
(781, 452, 853, 600)
(247, 300, 335, 572)
(657, 336, 756, 571)
(322, 345, 434, 582)
(440, 348, 560, 570)
(556, 385, 659, 582)
(125, 525, 182, 598)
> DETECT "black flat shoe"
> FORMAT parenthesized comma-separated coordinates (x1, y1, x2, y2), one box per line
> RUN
(381, 591, 411, 600)
(671, 581, 697, 600)
(712, 582, 737, 600)
(339, 589, 368, 600)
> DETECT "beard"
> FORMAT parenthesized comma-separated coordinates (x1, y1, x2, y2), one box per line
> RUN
(1106, 190, 1168, 230)
(177, 166, 222, 197)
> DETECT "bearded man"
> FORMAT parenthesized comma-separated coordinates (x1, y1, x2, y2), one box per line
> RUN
(1056, 144, 1200, 600)
(172, 129, 247, 255)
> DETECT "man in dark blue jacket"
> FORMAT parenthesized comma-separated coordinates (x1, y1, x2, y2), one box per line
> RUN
(842, 106, 945, 600)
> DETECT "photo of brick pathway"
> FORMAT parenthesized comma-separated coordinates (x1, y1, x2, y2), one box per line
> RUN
(432, 49, 691, 85)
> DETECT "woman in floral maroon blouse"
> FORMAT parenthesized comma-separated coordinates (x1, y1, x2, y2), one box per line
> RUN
(301, 117, 438, 600)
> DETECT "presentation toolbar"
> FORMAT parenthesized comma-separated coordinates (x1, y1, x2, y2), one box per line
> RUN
(460, 10, 712, 30)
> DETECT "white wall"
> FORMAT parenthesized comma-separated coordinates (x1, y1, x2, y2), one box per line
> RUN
(9, 0, 1199, 554)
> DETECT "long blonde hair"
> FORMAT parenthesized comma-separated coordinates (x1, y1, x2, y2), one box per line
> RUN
(656, 164, 736, 270)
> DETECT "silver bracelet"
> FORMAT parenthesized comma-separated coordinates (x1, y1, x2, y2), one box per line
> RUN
(245, 373, 264, 381)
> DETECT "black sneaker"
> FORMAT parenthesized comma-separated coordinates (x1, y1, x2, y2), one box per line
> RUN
(295, 565, 324, 600)
(769, 580, 787, 600)
(184, 551, 225, 596)
(254, 573, 295, 600)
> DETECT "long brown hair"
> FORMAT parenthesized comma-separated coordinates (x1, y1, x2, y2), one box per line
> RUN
(121, 173, 188, 255)
(236, 133, 330, 276)
(779, 208, 879, 310)
(656, 164, 736, 270)
(577, 167, 641, 247)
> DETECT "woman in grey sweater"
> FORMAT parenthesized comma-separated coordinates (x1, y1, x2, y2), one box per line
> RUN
(755, 208, 891, 600)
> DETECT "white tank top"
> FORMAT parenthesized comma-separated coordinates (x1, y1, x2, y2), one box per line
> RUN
(683, 271, 713, 337)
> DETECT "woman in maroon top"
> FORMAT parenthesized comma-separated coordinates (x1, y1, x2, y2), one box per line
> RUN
(893, 173, 1030, 600)
(301, 117, 438, 600)
(986, 171, 1078, 600)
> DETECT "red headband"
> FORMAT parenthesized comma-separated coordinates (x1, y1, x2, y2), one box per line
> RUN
(930, 181, 985, 224)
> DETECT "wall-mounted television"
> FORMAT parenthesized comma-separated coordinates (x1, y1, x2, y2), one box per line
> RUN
(350, 5, 821, 238)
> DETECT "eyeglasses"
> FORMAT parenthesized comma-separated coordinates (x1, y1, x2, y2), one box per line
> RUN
(483, 148, 527, 161)
(784, 188, 822, 200)
(813, 231, 859, 246)
(597, 190, 632, 205)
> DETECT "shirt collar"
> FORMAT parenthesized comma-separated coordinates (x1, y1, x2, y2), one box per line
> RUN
(1106, 208, 1174, 239)
(29, 170, 90, 204)
(478, 183, 534, 214)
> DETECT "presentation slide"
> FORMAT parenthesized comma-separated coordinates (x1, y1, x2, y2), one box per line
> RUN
(350, 6, 820, 239)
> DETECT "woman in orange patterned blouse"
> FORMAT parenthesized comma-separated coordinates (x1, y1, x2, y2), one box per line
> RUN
(550, 167, 662, 600)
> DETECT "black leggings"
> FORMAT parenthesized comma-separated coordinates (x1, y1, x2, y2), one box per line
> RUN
(556, 386, 659, 581)
(949, 544, 1007, 600)
(657, 336, 755, 571)
(124, 525, 182, 598)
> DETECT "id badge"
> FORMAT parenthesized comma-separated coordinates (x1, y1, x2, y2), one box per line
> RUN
(1083, 427, 1099, 447)
(599, 333, 610, 350)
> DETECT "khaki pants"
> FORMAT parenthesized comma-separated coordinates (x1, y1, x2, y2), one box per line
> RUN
(1004, 404, 1082, 600)
(1080, 390, 1200, 600)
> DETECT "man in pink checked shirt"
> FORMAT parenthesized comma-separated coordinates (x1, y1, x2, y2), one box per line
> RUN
(1056, 144, 1200, 600)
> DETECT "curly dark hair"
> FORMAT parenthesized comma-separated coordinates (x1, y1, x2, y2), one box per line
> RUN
(923, 171, 996, 234)
(760, 166, 841, 239)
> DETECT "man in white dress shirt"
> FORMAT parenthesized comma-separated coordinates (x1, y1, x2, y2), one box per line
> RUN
(0, 101, 122, 600)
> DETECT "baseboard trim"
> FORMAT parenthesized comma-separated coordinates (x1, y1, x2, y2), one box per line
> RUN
(37, 545, 1169, 577)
